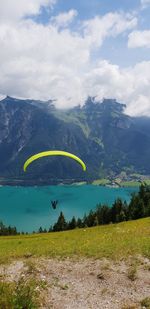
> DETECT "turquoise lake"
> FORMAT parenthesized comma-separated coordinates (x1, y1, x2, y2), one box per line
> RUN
(0, 185, 139, 232)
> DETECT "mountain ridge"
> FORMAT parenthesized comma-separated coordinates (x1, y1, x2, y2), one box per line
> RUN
(0, 96, 150, 184)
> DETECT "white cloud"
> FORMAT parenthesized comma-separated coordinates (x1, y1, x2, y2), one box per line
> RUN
(128, 30, 150, 48)
(51, 10, 78, 28)
(125, 95, 150, 116)
(82, 60, 150, 116)
(0, 0, 55, 23)
(82, 12, 137, 48)
(0, 2, 149, 116)
(141, 0, 150, 8)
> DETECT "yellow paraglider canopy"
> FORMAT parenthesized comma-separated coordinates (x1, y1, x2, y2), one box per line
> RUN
(23, 150, 86, 172)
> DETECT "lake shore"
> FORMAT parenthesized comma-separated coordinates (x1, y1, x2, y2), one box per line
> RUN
(0, 185, 138, 232)
(0, 175, 150, 187)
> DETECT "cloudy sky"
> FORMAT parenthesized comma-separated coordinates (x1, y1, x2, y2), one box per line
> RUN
(0, 0, 150, 116)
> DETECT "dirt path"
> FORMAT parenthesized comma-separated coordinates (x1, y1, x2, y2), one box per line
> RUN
(0, 256, 150, 309)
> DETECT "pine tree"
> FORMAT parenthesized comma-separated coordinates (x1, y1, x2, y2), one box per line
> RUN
(68, 216, 76, 230)
(82, 214, 88, 227)
(128, 195, 145, 220)
(53, 212, 67, 231)
(93, 215, 99, 226)
(111, 198, 124, 223)
(96, 205, 111, 224)
(38, 226, 43, 233)
(86, 210, 95, 227)
(76, 218, 83, 228)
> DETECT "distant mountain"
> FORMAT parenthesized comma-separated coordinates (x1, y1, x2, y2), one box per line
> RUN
(0, 96, 150, 184)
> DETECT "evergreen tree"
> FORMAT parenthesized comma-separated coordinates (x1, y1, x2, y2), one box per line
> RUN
(129, 196, 145, 220)
(82, 214, 88, 227)
(68, 216, 76, 230)
(145, 200, 150, 217)
(53, 212, 67, 231)
(86, 210, 96, 227)
(93, 215, 99, 226)
(139, 183, 150, 207)
(111, 198, 125, 223)
(0, 221, 18, 236)
(38, 226, 43, 233)
(76, 218, 83, 228)
(96, 205, 111, 224)
(116, 210, 126, 222)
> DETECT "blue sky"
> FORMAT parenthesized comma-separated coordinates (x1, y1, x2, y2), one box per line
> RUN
(52, 0, 140, 18)
(0, 0, 150, 116)
(38, 0, 149, 24)
(35, 0, 150, 67)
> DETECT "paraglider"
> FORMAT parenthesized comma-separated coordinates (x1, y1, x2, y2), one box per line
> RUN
(23, 150, 86, 212)
(23, 150, 86, 172)
(51, 200, 58, 209)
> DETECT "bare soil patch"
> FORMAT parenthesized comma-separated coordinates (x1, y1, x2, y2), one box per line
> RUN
(0, 256, 150, 309)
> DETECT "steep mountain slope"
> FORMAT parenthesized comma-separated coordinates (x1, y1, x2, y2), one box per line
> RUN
(0, 96, 150, 183)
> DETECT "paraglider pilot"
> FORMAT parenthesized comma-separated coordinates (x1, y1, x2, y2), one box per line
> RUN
(51, 200, 58, 209)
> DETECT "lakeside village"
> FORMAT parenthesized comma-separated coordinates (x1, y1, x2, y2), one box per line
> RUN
(74, 172, 150, 187)
(0, 172, 150, 187)
(105, 172, 150, 187)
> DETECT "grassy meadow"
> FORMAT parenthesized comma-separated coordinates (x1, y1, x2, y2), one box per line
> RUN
(0, 217, 149, 264)
(92, 178, 110, 185)
(119, 181, 141, 187)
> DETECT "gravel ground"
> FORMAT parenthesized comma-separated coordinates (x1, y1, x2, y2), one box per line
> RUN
(0, 256, 150, 309)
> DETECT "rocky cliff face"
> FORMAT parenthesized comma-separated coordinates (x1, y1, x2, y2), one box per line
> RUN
(0, 96, 150, 183)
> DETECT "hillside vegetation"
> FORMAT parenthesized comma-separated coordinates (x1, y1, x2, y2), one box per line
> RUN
(1, 96, 150, 183)
(0, 217, 149, 264)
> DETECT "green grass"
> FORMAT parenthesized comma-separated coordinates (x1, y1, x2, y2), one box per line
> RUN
(140, 297, 150, 309)
(0, 218, 149, 264)
(0, 279, 39, 308)
(52, 110, 90, 138)
(120, 181, 141, 187)
(71, 181, 87, 186)
(92, 178, 110, 185)
(144, 179, 150, 185)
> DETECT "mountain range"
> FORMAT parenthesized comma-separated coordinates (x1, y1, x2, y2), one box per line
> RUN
(0, 96, 150, 184)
